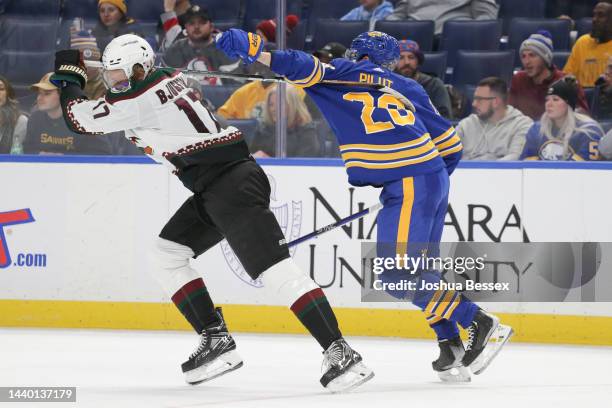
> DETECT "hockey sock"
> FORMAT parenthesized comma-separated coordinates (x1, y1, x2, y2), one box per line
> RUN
(426, 314, 460, 340)
(290, 288, 341, 350)
(171, 278, 218, 333)
(420, 289, 479, 329)
(261, 258, 342, 350)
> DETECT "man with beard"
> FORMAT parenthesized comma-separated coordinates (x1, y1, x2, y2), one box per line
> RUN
(457, 77, 532, 160)
(163, 6, 242, 85)
(510, 30, 590, 120)
(564, 1, 612, 87)
(395, 40, 452, 118)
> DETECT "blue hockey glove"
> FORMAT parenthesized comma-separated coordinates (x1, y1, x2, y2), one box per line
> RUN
(215, 29, 263, 65)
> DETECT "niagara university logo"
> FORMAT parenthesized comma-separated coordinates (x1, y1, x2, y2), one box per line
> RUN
(221, 174, 302, 287)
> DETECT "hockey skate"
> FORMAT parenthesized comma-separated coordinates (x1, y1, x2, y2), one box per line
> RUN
(181, 308, 244, 385)
(320, 338, 374, 393)
(462, 310, 513, 375)
(432, 336, 471, 383)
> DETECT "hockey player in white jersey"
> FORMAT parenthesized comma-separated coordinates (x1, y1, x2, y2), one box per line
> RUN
(49, 34, 374, 392)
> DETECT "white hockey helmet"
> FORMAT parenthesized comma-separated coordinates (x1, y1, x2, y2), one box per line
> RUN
(102, 34, 155, 93)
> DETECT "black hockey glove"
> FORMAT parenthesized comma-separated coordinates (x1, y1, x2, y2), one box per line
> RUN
(50, 50, 88, 90)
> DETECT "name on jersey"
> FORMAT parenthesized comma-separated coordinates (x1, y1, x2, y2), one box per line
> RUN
(155, 76, 190, 104)
(359, 73, 393, 87)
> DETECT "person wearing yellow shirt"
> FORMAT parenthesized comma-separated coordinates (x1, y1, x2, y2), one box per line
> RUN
(217, 80, 306, 120)
(564, 1, 612, 87)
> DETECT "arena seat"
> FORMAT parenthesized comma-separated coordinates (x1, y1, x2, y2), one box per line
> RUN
(0, 50, 55, 85)
(0, 17, 59, 52)
(421, 52, 447, 80)
(4, 0, 61, 17)
(62, 0, 99, 20)
(374, 20, 435, 51)
(440, 20, 502, 67)
(451, 50, 515, 87)
(311, 20, 368, 51)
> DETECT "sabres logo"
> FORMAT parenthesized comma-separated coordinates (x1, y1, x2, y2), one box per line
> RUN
(221, 173, 302, 287)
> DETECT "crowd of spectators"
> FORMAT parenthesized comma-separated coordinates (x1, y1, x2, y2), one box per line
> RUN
(1, 0, 612, 162)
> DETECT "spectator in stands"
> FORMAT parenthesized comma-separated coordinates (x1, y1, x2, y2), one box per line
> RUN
(457, 77, 532, 160)
(313, 42, 347, 64)
(256, 15, 300, 44)
(593, 56, 612, 118)
(23, 73, 112, 155)
(599, 126, 612, 159)
(250, 85, 320, 158)
(70, 31, 106, 100)
(521, 76, 603, 160)
(385, 0, 499, 35)
(340, 0, 394, 30)
(92, 0, 144, 53)
(159, 0, 193, 52)
(395, 40, 452, 118)
(510, 31, 590, 120)
(0, 75, 28, 154)
(564, 1, 612, 87)
(163, 6, 243, 85)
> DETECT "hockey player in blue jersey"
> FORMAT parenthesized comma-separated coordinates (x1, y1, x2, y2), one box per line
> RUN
(216, 29, 513, 382)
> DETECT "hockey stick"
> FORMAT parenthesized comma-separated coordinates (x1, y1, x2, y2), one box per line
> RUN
(286, 202, 383, 248)
(85, 62, 416, 112)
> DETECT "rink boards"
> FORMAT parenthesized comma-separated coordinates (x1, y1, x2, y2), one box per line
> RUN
(1, 156, 611, 345)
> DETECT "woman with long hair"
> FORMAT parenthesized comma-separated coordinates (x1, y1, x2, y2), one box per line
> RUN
(521, 76, 603, 161)
(0, 75, 28, 154)
(250, 85, 321, 157)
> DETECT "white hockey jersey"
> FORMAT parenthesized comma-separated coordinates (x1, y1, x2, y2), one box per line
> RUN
(65, 68, 250, 171)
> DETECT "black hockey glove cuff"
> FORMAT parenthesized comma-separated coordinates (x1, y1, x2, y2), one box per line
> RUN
(50, 50, 87, 90)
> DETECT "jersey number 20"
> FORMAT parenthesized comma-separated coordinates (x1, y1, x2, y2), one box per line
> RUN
(343, 92, 415, 134)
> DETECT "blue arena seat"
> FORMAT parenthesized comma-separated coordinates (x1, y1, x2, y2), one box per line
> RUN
(421, 52, 447, 80)
(62, 0, 99, 20)
(374, 20, 435, 51)
(0, 17, 58, 51)
(459, 84, 477, 119)
(508, 18, 572, 57)
(311, 20, 369, 51)
(576, 17, 593, 39)
(227, 119, 258, 144)
(451, 50, 515, 87)
(244, 0, 304, 22)
(440, 20, 502, 67)
(192, 0, 242, 22)
(552, 51, 571, 69)
(125, 0, 164, 22)
(0, 50, 55, 85)
(202, 84, 241, 110)
(306, 0, 360, 37)
(498, 0, 546, 32)
(4, 0, 61, 17)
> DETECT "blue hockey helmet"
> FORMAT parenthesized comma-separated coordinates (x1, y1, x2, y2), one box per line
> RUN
(345, 31, 400, 69)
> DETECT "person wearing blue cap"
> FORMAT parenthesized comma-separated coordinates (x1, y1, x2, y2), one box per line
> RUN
(395, 39, 452, 118)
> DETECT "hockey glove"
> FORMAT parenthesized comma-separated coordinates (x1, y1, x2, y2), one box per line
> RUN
(50, 50, 88, 89)
(215, 29, 263, 65)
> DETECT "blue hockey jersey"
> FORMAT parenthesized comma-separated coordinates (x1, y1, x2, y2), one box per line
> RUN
(520, 120, 602, 161)
(270, 50, 462, 186)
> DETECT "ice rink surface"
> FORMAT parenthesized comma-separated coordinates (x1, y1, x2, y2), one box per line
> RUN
(1, 328, 610, 408)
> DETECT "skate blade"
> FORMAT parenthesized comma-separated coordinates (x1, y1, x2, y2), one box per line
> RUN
(185, 349, 244, 385)
(471, 324, 514, 375)
(438, 365, 471, 383)
(325, 362, 375, 393)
